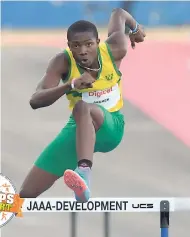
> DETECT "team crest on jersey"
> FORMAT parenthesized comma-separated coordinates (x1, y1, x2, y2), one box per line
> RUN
(105, 73, 113, 81)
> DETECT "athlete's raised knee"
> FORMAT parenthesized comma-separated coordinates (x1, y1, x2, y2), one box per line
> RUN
(72, 101, 90, 118)
(72, 101, 104, 131)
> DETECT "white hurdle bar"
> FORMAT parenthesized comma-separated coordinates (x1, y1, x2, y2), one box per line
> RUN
(22, 197, 190, 213)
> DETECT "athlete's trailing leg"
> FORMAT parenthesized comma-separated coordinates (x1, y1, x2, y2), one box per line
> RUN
(19, 166, 60, 198)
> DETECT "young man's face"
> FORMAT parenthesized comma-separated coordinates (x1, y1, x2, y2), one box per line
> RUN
(68, 31, 100, 67)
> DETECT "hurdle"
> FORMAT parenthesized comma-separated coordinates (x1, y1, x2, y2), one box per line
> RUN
(20, 197, 190, 236)
(70, 200, 170, 237)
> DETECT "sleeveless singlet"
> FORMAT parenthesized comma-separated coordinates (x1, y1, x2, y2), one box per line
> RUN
(63, 42, 123, 112)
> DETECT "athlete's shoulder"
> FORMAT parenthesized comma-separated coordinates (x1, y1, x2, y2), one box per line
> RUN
(47, 51, 69, 76)
(49, 51, 67, 64)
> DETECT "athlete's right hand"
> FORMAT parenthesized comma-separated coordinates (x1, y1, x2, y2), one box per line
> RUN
(71, 72, 95, 90)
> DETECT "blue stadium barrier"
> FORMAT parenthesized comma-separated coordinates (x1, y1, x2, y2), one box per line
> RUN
(1, 1, 121, 29)
(129, 1, 190, 26)
(1, 1, 190, 29)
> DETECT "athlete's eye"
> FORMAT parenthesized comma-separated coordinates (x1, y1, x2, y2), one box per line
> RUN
(73, 44, 79, 48)
(87, 42, 93, 47)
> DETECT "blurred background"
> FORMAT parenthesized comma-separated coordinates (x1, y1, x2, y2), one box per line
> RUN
(1, 1, 190, 237)
(1, 1, 190, 28)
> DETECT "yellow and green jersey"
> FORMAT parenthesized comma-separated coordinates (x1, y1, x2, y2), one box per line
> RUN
(63, 42, 123, 112)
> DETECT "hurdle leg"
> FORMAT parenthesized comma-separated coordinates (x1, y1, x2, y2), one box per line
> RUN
(160, 200, 169, 237)
(104, 212, 110, 237)
(71, 212, 77, 237)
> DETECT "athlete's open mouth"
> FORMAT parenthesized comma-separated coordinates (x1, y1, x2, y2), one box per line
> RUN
(81, 59, 88, 63)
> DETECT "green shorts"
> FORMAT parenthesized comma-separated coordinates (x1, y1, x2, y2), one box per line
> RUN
(34, 105, 125, 176)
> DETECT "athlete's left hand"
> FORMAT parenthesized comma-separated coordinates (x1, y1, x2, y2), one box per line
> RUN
(129, 24, 146, 49)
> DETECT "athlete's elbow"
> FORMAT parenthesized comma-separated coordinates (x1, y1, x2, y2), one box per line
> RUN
(112, 8, 124, 15)
(29, 95, 47, 110)
(29, 98, 40, 109)
(30, 99, 51, 109)
(112, 8, 126, 18)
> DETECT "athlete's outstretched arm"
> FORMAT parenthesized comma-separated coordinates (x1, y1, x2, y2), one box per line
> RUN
(29, 53, 71, 109)
(106, 8, 146, 61)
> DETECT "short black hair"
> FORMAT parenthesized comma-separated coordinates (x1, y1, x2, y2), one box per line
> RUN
(67, 20, 98, 41)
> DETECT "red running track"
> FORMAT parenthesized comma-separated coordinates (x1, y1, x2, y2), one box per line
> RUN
(121, 41, 190, 147)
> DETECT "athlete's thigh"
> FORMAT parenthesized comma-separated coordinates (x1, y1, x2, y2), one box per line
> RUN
(19, 166, 60, 198)
(87, 103, 104, 131)
(35, 118, 78, 177)
(95, 106, 125, 153)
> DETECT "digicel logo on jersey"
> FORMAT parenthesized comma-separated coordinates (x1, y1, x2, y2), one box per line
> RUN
(89, 87, 113, 98)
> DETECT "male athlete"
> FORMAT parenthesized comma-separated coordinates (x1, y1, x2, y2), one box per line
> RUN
(19, 8, 145, 202)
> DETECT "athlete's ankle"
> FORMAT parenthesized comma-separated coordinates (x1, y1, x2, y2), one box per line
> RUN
(78, 159, 92, 169)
